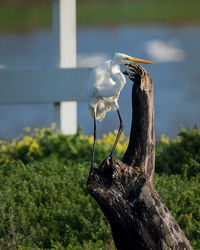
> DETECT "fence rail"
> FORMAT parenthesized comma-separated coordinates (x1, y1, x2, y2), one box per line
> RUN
(0, 0, 88, 135)
(0, 68, 91, 104)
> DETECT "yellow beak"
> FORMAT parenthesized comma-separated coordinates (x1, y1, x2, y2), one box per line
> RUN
(129, 56, 154, 64)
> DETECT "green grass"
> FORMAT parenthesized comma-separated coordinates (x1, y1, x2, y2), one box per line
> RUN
(0, 159, 113, 249)
(0, 159, 199, 249)
(0, 3, 52, 32)
(77, 1, 200, 26)
(0, 126, 200, 248)
(0, 1, 200, 32)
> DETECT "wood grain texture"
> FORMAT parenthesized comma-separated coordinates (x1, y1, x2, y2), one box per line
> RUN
(87, 64, 192, 250)
(88, 159, 192, 250)
(122, 64, 155, 184)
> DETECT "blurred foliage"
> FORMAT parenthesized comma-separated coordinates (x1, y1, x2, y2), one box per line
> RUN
(0, 2, 52, 32)
(1, 124, 200, 178)
(77, 0, 200, 26)
(0, 124, 128, 165)
(156, 125, 200, 177)
(154, 174, 200, 250)
(0, 0, 200, 32)
(0, 125, 200, 248)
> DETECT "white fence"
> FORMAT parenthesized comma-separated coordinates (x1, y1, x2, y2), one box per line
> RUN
(0, 0, 91, 135)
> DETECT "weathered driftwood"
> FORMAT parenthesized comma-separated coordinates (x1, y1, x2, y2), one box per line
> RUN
(122, 64, 155, 184)
(87, 64, 192, 250)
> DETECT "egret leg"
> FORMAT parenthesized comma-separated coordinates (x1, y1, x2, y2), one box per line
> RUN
(89, 117, 96, 176)
(102, 109, 123, 168)
(110, 109, 123, 158)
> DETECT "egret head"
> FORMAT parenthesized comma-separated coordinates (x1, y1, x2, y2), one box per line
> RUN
(113, 52, 154, 65)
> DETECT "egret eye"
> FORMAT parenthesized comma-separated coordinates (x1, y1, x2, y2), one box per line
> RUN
(123, 57, 131, 62)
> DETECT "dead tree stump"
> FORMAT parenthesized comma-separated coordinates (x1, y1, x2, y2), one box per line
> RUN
(87, 64, 192, 250)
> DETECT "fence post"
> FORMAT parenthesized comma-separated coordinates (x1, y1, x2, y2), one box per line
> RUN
(52, 0, 77, 134)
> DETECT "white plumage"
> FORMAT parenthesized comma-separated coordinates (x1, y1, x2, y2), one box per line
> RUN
(87, 52, 154, 175)
(87, 52, 154, 121)
(87, 60, 125, 120)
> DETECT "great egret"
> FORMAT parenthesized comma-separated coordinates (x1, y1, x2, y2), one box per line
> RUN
(87, 52, 154, 175)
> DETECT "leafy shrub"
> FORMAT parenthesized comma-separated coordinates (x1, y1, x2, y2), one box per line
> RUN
(0, 159, 199, 249)
(2, 124, 200, 178)
(154, 173, 200, 250)
(0, 126, 200, 249)
(0, 159, 113, 249)
(156, 126, 200, 177)
(0, 125, 128, 166)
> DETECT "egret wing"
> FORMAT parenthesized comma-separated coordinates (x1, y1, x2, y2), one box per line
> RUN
(87, 62, 126, 99)
(96, 74, 126, 98)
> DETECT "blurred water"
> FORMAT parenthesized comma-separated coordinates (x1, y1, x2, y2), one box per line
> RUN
(0, 26, 200, 139)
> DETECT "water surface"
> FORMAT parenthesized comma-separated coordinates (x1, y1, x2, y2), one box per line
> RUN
(0, 26, 200, 139)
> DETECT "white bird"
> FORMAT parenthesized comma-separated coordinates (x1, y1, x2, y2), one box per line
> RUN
(87, 52, 154, 175)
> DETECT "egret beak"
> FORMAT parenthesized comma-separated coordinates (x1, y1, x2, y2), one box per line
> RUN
(129, 56, 154, 64)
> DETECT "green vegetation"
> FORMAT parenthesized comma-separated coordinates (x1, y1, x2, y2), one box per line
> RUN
(0, 160, 113, 249)
(0, 125, 200, 249)
(0, 0, 200, 32)
(0, 2, 52, 32)
(0, 125, 128, 165)
(77, 1, 200, 26)
(156, 126, 200, 177)
(154, 174, 200, 249)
